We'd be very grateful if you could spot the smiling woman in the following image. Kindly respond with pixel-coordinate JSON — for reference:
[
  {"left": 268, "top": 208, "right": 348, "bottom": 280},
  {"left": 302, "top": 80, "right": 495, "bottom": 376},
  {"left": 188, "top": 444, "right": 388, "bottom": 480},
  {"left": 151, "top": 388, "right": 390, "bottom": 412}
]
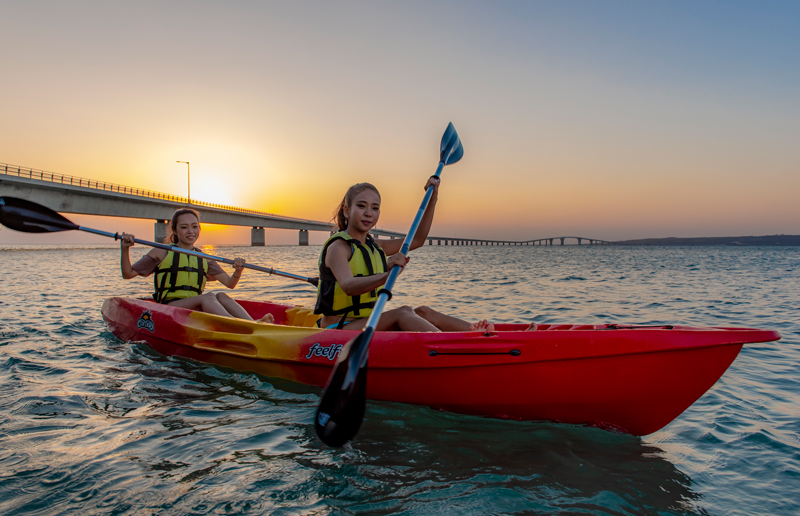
[
  {"left": 314, "top": 177, "right": 494, "bottom": 333},
  {"left": 119, "top": 207, "right": 273, "bottom": 323}
]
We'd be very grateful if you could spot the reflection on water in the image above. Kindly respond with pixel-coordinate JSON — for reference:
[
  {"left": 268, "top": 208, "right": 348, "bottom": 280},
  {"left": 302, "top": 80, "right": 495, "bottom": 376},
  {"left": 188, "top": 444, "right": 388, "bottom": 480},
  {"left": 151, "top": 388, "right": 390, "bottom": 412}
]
[
  {"left": 339, "top": 406, "right": 706, "bottom": 515},
  {"left": 0, "top": 245, "right": 798, "bottom": 515}
]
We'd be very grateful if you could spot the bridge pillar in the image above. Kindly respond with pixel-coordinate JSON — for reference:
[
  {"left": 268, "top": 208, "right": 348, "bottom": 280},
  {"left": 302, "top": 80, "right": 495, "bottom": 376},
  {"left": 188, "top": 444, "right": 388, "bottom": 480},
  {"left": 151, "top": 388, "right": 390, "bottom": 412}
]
[
  {"left": 154, "top": 220, "right": 168, "bottom": 243},
  {"left": 298, "top": 229, "right": 309, "bottom": 246},
  {"left": 577, "top": 238, "right": 582, "bottom": 245},
  {"left": 251, "top": 227, "right": 266, "bottom": 246}
]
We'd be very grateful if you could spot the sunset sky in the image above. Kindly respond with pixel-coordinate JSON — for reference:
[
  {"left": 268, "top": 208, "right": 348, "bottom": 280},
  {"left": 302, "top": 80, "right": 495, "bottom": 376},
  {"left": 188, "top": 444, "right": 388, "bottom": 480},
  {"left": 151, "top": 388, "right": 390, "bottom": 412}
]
[{"left": 2, "top": 1, "right": 798, "bottom": 245}]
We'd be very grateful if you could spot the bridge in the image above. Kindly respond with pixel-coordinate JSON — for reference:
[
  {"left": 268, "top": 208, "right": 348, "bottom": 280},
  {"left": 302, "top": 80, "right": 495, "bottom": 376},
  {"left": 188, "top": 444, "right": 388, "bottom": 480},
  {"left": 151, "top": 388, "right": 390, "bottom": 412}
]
[
  {"left": 423, "top": 236, "right": 614, "bottom": 246},
  {"left": 1, "top": 163, "right": 613, "bottom": 246}
]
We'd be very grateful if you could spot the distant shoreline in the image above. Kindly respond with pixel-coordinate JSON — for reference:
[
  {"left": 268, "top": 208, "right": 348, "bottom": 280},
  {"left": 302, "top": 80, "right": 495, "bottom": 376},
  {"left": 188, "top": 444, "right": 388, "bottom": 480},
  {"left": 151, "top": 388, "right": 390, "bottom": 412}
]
[
  {"left": 613, "top": 235, "right": 800, "bottom": 246},
  {"left": 3, "top": 235, "right": 800, "bottom": 249}
]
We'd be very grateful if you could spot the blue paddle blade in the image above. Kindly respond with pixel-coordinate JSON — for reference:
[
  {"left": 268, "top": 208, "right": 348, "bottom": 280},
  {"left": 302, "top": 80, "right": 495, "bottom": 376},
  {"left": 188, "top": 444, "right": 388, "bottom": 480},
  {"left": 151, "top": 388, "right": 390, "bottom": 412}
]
[
  {"left": 0, "top": 197, "right": 78, "bottom": 233},
  {"left": 315, "top": 329, "right": 371, "bottom": 447},
  {"left": 440, "top": 122, "right": 464, "bottom": 165}
]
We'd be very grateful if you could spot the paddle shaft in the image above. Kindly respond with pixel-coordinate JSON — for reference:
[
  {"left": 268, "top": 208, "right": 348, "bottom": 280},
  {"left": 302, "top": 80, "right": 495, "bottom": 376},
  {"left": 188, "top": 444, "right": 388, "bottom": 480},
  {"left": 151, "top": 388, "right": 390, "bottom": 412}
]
[
  {"left": 83, "top": 226, "right": 318, "bottom": 285},
  {"left": 0, "top": 195, "right": 319, "bottom": 285}
]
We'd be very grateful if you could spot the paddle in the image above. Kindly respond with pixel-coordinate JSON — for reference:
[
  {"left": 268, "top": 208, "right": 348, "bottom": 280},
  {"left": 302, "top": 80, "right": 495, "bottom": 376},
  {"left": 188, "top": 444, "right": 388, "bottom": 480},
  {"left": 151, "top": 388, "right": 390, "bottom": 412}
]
[
  {"left": 0, "top": 196, "right": 319, "bottom": 286},
  {"left": 315, "top": 122, "right": 464, "bottom": 447}
]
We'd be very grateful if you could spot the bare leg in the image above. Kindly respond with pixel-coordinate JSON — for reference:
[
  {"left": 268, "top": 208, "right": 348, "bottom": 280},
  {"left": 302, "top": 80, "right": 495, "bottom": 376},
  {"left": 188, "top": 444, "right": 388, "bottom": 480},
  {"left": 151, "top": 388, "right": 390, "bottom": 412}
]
[
  {"left": 215, "top": 292, "right": 254, "bottom": 320},
  {"left": 168, "top": 292, "right": 230, "bottom": 317},
  {"left": 414, "top": 306, "right": 495, "bottom": 332},
  {"left": 380, "top": 305, "right": 440, "bottom": 332},
  {"left": 168, "top": 292, "right": 256, "bottom": 321},
  {"left": 320, "top": 305, "right": 441, "bottom": 332},
  {"left": 524, "top": 322, "right": 538, "bottom": 331}
]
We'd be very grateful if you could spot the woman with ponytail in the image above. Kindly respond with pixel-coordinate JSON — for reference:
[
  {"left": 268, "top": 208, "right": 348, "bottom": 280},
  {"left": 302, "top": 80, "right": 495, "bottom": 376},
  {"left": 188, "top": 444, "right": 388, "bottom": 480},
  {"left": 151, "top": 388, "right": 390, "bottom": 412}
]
[
  {"left": 119, "top": 207, "right": 272, "bottom": 322},
  {"left": 314, "top": 179, "right": 493, "bottom": 332}
]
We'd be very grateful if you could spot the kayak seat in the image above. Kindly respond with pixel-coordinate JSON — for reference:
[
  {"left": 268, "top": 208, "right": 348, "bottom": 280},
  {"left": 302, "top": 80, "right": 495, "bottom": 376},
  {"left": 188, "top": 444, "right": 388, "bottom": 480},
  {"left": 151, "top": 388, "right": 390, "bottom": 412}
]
[{"left": 284, "top": 307, "right": 322, "bottom": 328}]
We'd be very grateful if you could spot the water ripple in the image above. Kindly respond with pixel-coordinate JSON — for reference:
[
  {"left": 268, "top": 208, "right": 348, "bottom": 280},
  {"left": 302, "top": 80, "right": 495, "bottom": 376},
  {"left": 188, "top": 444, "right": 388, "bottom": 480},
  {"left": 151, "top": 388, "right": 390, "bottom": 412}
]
[{"left": 0, "top": 245, "right": 798, "bottom": 515}]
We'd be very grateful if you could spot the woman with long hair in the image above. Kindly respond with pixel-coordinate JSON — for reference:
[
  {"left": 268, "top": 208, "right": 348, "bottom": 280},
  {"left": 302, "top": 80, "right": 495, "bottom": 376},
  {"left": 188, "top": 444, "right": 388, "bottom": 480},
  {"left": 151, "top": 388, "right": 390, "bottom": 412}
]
[{"left": 314, "top": 179, "right": 493, "bottom": 331}]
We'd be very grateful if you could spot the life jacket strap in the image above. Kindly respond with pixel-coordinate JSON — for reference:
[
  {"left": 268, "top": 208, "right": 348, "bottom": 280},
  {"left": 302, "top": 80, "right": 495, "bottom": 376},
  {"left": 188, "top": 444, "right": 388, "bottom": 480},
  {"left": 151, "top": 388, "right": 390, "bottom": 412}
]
[{"left": 153, "top": 250, "right": 207, "bottom": 303}]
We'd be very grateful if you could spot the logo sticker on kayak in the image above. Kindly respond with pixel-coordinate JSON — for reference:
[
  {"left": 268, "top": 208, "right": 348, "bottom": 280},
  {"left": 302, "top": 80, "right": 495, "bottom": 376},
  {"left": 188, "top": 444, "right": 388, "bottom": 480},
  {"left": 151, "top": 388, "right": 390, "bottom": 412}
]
[
  {"left": 305, "top": 343, "right": 342, "bottom": 361},
  {"left": 137, "top": 310, "right": 155, "bottom": 332}
]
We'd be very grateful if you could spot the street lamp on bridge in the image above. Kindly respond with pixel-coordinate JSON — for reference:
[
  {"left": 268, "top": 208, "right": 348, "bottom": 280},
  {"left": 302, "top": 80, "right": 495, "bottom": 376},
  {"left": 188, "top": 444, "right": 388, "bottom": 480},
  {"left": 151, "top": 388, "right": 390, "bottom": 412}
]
[{"left": 176, "top": 161, "right": 190, "bottom": 203}]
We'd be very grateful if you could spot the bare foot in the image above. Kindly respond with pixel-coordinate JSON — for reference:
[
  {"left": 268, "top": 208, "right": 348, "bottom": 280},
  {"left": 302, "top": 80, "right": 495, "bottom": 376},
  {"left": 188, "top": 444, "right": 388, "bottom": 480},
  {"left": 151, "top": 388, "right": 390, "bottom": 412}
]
[
  {"left": 524, "top": 322, "right": 538, "bottom": 331},
  {"left": 257, "top": 313, "right": 275, "bottom": 324},
  {"left": 468, "top": 319, "right": 495, "bottom": 332}
]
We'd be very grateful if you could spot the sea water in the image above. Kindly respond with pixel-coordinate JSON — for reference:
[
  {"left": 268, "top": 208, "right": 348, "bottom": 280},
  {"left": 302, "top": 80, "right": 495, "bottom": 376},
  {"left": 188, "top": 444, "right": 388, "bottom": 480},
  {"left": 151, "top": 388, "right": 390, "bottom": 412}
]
[{"left": 0, "top": 244, "right": 798, "bottom": 515}]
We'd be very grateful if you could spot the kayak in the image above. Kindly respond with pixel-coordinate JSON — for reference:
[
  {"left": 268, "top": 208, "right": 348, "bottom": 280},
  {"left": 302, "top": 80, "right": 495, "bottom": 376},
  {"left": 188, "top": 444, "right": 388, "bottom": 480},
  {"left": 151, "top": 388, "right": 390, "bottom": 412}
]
[{"left": 101, "top": 296, "right": 780, "bottom": 436}]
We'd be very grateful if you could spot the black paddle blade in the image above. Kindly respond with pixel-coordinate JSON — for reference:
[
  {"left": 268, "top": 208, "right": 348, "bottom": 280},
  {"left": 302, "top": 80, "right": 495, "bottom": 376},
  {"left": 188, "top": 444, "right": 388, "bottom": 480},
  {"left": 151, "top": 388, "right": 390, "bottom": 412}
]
[
  {"left": 315, "top": 330, "right": 371, "bottom": 447},
  {"left": 440, "top": 122, "right": 464, "bottom": 165},
  {"left": 0, "top": 197, "right": 78, "bottom": 233}
]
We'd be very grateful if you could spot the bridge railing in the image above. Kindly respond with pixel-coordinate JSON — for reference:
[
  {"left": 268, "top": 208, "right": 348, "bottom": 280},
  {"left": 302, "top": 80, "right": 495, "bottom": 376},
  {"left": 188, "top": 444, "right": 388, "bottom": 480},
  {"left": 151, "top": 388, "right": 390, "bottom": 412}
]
[{"left": 1, "top": 162, "right": 326, "bottom": 225}]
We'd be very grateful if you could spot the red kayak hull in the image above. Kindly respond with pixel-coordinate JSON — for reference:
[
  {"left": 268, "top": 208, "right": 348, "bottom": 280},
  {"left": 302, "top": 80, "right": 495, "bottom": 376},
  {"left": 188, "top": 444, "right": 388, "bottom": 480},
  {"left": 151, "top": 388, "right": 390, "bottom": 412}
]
[{"left": 101, "top": 297, "right": 781, "bottom": 435}]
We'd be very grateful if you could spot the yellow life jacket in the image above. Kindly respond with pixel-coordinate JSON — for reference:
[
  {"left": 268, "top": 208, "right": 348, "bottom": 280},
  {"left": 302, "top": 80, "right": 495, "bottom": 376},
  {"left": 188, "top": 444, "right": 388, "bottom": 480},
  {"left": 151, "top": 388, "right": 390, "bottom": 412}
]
[
  {"left": 314, "top": 231, "right": 388, "bottom": 325},
  {"left": 153, "top": 250, "right": 208, "bottom": 303}
]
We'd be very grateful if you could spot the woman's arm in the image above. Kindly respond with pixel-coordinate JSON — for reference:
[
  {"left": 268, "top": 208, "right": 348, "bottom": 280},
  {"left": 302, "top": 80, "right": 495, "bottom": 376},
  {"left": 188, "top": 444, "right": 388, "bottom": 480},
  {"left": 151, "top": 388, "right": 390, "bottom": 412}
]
[
  {"left": 376, "top": 176, "right": 441, "bottom": 255},
  {"left": 326, "top": 239, "right": 407, "bottom": 296},
  {"left": 120, "top": 235, "right": 166, "bottom": 279},
  {"left": 120, "top": 233, "right": 142, "bottom": 279},
  {"left": 211, "top": 257, "right": 246, "bottom": 288},
  {"left": 409, "top": 175, "right": 440, "bottom": 250}
]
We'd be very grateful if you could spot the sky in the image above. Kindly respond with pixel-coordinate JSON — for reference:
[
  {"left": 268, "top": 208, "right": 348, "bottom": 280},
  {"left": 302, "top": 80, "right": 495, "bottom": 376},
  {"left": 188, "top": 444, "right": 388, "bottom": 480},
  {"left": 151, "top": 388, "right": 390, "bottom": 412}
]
[{"left": 1, "top": 1, "right": 798, "bottom": 245}]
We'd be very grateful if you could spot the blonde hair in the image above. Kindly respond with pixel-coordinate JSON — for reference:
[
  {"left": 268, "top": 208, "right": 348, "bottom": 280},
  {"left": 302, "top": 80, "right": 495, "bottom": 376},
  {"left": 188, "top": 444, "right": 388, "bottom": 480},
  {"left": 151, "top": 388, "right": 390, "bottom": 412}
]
[{"left": 334, "top": 183, "right": 380, "bottom": 231}]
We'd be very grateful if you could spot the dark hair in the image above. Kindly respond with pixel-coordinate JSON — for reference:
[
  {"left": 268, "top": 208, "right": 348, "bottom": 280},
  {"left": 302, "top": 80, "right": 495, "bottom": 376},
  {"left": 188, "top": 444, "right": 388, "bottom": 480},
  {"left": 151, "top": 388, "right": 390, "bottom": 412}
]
[
  {"left": 334, "top": 183, "right": 380, "bottom": 231},
  {"left": 166, "top": 208, "right": 200, "bottom": 244}
]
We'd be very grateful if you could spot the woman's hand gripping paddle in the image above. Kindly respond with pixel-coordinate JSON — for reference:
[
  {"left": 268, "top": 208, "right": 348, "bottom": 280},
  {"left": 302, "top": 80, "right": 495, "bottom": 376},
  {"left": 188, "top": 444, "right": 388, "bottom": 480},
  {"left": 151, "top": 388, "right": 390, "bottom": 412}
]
[
  {"left": 315, "top": 122, "right": 464, "bottom": 447},
  {"left": 0, "top": 197, "right": 319, "bottom": 286}
]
